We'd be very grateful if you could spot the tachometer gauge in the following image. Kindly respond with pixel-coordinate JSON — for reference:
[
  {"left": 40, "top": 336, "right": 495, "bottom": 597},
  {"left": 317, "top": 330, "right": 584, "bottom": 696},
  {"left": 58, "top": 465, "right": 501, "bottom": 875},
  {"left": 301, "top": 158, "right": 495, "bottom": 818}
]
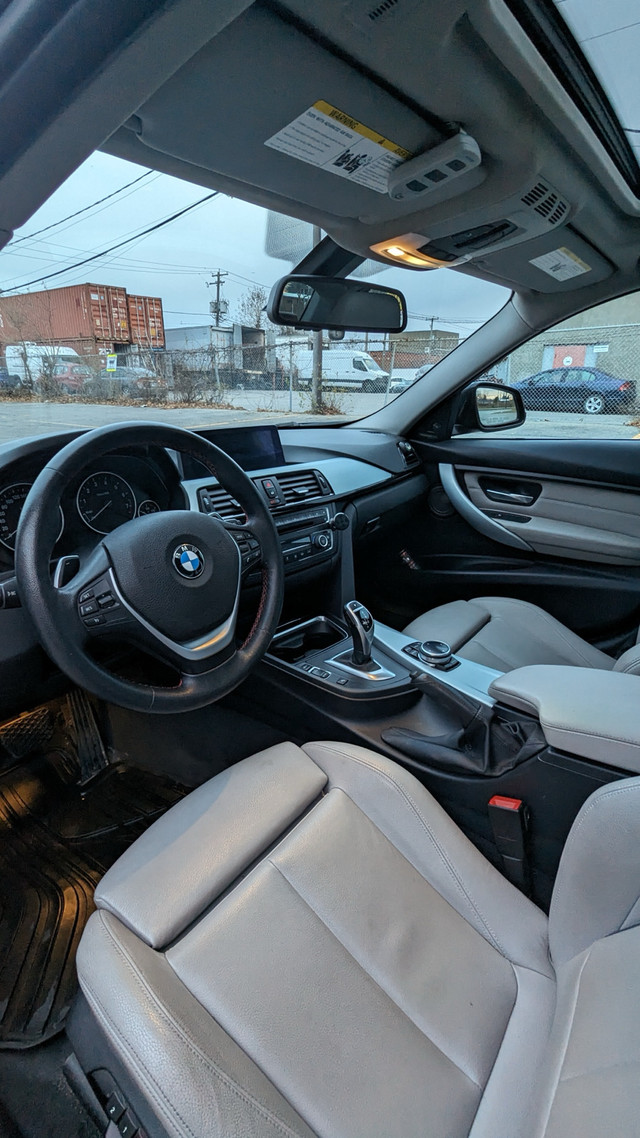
[
  {"left": 77, "top": 471, "right": 136, "bottom": 534},
  {"left": 138, "top": 499, "right": 160, "bottom": 517},
  {"left": 0, "top": 482, "right": 64, "bottom": 551}
]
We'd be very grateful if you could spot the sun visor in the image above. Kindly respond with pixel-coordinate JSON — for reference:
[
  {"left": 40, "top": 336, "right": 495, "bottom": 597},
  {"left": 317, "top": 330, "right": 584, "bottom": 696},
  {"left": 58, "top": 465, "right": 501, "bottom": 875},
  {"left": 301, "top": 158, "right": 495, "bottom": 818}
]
[
  {"left": 124, "top": 4, "right": 447, "bottom": 220},
  {"left": 473, "top": 228, "right": 613, "bottom": 293}
]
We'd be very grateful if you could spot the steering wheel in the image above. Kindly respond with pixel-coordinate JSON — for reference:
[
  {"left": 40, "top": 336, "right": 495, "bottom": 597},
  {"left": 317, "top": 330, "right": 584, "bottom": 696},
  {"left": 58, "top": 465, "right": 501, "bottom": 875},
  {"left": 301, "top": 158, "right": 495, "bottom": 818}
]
[{"left": 14, "top": 422, "right": 284, "bottom": 713}]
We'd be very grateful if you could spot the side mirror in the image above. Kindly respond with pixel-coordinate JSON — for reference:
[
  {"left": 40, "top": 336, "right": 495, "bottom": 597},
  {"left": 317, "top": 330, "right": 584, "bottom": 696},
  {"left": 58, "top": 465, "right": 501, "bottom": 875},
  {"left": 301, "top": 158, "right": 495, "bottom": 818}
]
[
  {"left": 474, "top": 383, "right": 525, "bottom": 429},
  {"left": 455, "top": 383, "right": 526, "bottom": 433},
  {"left": 267, "top": 274, "right": 407, "bottom": 332}
]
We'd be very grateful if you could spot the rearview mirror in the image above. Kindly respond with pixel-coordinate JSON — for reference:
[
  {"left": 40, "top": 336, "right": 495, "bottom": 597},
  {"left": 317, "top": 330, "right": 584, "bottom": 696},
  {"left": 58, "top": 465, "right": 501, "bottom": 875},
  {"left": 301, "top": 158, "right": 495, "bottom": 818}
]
[
  {"left": 267, "top": 275, "right": 407, "bottom": 332},
  {"left": 473, "top": 384, "right": 525, "bottom": 430}
]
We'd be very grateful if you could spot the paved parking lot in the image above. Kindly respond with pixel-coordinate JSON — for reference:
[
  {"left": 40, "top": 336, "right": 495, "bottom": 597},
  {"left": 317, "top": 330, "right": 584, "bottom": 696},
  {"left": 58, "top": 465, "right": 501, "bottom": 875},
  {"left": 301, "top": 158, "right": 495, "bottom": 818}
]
[{"left": 0, "top": 395, "right": 638, "bottom": 446}]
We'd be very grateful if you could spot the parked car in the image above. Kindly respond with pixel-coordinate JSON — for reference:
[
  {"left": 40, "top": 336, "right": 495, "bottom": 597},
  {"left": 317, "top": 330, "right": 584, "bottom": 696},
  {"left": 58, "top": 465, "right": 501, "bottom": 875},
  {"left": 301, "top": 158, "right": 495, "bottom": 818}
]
[
  {"left": 389, "top": 368, "right": 419, "bottom": 394},
  {"left": 84, "top": 366, "right": 166, "bottom": 400},
  {"left": 511, "top": 366, "right": 637, "bottom": 414},
  {"left": 46, "top": 362, "right": 93, "bottom": 393}
]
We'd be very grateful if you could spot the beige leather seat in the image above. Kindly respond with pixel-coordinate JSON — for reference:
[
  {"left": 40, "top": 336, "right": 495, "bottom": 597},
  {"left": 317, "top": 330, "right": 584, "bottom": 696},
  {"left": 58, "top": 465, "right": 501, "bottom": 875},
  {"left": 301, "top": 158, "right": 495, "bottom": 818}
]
[
  {"left": 404, "top": 595, "right": 640, "bottom": 674},
  {"left": 74, "top": 741, "right": 640, "bottom": 1137}
]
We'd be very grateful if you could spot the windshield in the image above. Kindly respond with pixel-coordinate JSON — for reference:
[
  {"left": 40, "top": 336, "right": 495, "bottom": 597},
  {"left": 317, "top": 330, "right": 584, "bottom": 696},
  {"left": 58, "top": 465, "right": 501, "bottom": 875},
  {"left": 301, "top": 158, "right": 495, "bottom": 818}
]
[{"left": 0, "top": 153, "right": 508, "bottom": 444}]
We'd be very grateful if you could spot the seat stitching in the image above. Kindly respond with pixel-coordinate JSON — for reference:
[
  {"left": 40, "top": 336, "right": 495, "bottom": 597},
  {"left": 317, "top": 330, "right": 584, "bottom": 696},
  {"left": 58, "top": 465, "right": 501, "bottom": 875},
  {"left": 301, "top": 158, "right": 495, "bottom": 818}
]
[
  {"left": 309, "top": 742, "right": 508, "bottom": 956},
  {"left": 85, "top": 913, "right": 309, "bottom": 1138},
  {"left": 534, "top": 950, "right": 591, "bottom": 1137},
  {"left": 80, "top": 981, "right": 197, "bottom": 1138},
  {"left": 267, "top": 857, "right": 484, "bottom": 1091}
]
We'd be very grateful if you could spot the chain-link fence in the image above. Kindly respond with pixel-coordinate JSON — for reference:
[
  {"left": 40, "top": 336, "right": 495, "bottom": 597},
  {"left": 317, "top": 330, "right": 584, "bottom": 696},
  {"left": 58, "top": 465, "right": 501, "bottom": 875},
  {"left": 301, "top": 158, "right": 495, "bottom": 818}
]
[{"left": 1, "top": 335, "right": 459, "bottom": 414}]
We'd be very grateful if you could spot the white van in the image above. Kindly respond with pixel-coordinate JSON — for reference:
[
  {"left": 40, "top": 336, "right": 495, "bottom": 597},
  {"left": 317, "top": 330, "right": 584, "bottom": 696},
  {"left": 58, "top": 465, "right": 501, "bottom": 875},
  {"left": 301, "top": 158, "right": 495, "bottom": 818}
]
[
  {"left": 282, "top": 347, "right": 389, "bottom": 392},
  {"left": 4, "top": 342, "right": 82, "bottom": 385}
]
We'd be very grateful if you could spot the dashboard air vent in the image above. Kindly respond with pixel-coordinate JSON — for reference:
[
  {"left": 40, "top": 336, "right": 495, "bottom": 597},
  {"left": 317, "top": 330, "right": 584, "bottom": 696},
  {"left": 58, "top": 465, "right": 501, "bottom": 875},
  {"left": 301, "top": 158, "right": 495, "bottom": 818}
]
[
  {"left": 198, "top": 485, "right": 245, "bottom": 520},
  {"left": 520, "top": 182, "right": 569, "bottom": 226},
  {"left": 276, "top": 469, "right": 332, "bottom": 504},
  {"left": 368, "top": 0, "right": 400, "bottom": 20}
]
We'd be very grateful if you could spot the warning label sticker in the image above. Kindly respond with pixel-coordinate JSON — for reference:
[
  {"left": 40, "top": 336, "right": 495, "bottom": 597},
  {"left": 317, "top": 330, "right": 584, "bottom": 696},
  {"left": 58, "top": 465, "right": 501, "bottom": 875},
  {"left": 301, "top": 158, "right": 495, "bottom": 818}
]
[
  {"left": 529, "top": 247, "right": 592, "bottom": 281},
  {"left": 265, "top": 100, "right": 411, "bottom": 194}
]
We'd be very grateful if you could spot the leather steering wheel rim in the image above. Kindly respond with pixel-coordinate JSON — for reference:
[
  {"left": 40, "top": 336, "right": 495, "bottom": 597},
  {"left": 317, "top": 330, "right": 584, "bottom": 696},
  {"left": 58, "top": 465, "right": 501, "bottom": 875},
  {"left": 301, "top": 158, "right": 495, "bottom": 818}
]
[{"left": 14, "top": 421, "right": 284, "bottom": 713}]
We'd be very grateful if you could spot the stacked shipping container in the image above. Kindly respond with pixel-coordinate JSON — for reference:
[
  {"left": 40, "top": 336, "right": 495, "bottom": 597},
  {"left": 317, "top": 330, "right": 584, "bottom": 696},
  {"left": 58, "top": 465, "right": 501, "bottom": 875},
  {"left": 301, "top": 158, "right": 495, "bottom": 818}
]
[{"left": 0, "top": 283, "right": 165, "bottom": 355}]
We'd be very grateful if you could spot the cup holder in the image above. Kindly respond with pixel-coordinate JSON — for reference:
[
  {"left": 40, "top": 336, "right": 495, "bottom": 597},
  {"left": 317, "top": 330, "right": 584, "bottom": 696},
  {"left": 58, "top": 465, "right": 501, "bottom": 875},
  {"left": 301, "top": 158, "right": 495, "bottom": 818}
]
[{"left": 269, "top": 616, "right": 347, "bottom": 664}]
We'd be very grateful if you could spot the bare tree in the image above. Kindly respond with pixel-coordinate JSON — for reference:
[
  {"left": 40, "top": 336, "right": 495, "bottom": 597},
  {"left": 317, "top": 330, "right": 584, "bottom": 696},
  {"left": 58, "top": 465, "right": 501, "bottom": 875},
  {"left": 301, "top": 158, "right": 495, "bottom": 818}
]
[{"left": 235, "top": 285, "right": 268, "bottom": 330}]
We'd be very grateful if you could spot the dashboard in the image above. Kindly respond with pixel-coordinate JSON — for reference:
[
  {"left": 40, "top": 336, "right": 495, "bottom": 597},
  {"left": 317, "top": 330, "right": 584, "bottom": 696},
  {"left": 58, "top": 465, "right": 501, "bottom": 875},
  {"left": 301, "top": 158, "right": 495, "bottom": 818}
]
[{"left": 0, "top": 422, "right": 426, "bottom": 718}]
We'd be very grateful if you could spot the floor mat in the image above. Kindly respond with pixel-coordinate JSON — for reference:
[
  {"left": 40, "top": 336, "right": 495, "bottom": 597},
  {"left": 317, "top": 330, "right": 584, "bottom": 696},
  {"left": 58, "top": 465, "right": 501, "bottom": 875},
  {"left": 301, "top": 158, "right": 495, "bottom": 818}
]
[{"left": 0, "top": 751, "right": 188, "bottom": 1048}]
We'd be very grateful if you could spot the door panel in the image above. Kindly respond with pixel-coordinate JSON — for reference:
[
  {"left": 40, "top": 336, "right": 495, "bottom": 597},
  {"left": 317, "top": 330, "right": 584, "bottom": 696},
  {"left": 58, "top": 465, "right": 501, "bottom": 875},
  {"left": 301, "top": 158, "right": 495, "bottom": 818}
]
[
  {"left": 402, "top": 438, "right": 640, "bottom": 648},
  {"left": 462, "top": 470, "right": 640, "bottom": 565}
]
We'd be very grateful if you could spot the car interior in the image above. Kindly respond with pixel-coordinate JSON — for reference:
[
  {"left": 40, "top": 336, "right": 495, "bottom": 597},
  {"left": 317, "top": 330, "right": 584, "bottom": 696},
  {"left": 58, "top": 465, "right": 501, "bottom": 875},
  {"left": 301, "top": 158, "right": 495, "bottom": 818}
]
[{"left": 1, "top": 0, "right": 640, "bottom": 1135}]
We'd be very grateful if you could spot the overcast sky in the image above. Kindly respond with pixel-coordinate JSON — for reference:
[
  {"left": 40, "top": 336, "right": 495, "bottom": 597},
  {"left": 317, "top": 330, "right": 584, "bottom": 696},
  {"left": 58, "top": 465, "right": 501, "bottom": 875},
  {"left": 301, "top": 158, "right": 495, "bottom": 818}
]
[{"left": 0, "top": 151, "right": 509, "bottom": 336}]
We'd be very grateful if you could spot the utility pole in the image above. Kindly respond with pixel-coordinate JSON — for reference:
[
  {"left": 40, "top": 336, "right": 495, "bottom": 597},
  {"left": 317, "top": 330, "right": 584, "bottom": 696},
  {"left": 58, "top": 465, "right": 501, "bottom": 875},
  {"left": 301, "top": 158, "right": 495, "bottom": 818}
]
[
  {"left": 311, "top": 226, "right": 323, "bottom": 413},
  {"left": 207, "top": 269, "right": 229, "bottom": 327}
]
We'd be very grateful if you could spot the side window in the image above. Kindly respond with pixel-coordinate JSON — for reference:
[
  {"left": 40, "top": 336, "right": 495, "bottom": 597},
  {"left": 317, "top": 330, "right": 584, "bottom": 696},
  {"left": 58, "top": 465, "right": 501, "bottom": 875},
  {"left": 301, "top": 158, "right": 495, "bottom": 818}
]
[
  {"left": 481, "top": 293, "right": 639, "bottom": 439},
  {"left": 352, "top": 358, "right": 366, "bottom": 371}
]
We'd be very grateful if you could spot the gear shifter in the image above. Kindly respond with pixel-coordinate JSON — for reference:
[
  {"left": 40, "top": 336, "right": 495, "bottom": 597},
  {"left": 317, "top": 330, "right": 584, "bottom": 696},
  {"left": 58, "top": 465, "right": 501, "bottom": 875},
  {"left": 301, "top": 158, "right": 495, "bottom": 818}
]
[{"left": 343, "top": 600, "right": 375, "bottom": 665}]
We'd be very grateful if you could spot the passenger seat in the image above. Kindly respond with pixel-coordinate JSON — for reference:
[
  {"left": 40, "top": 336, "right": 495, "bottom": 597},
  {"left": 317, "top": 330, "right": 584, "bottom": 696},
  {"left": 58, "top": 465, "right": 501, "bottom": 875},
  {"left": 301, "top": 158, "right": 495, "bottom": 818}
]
[{"left": 403, "top": 595, "right": 640, "bottom": 674}]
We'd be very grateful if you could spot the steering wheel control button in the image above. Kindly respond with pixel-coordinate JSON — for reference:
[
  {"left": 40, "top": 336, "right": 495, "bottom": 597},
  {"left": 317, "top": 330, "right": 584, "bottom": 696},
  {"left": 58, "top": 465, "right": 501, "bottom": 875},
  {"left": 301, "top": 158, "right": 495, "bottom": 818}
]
[
  {"left": 172, "top": 543, "right": 205, "bottom": 579},
  {"left": 80, "top": 601, "right": 98, "bottom": 616},
  {"left": 0, "top": 581, "right": 20, "bottom": 609},
  {"left": 83, "top": 614, "right": 105, "bottom": 628},
  {"left": 78, "top": 589, "right": 94, "bottom": 604},
  {"left": 96, "top": 592, "right": 116, "bottom": 608}
]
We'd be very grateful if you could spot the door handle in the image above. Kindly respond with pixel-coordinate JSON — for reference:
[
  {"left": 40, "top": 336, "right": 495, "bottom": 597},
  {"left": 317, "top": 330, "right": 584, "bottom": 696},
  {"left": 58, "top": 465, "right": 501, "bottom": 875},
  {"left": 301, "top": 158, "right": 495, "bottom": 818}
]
[{"left": 483, "top": 487, "right": 535, "bottom": 506}]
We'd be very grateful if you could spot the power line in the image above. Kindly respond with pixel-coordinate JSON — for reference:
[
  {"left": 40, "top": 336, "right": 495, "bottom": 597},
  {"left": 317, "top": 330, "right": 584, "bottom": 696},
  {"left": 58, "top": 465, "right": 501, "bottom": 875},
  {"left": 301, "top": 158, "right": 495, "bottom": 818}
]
[
  {"left": 8, "top": 171, "right": 154, "bottom": 246},
  {"left": 0, "top": 192, "right": 220, "bottom": 294}
]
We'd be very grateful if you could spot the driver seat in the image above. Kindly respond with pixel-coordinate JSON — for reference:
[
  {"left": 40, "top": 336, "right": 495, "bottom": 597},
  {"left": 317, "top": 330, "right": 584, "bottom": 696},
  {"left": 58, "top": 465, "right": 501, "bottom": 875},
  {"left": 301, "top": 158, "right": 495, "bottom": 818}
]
[{"left": 72, "top": 741, "right": 640, "bottom": 1137}]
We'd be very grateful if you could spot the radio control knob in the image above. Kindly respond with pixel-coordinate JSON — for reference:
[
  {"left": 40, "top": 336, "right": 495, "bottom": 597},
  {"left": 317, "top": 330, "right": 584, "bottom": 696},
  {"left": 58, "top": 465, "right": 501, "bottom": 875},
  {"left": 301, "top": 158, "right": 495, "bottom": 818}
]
[{"left": 313, "top": 532, "right": 330, "bottom": 550}]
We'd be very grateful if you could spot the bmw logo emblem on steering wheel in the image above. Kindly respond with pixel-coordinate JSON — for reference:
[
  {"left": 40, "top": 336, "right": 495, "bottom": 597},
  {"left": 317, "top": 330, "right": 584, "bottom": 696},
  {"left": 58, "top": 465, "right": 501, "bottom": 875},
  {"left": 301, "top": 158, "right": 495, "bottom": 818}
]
[{"left": 173, "top": 542, "right": 205, "bottom": 579}]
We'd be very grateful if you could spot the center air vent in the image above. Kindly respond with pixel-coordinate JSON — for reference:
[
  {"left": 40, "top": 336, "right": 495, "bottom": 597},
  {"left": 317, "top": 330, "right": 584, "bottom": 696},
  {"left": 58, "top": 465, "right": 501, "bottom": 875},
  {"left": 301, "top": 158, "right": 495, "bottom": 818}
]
[
  {"left": 520, "top": 181, "right": 569, "bottom": 227},
  {"left": 276, "top": 469, "right": 332, "bottom": 504}
]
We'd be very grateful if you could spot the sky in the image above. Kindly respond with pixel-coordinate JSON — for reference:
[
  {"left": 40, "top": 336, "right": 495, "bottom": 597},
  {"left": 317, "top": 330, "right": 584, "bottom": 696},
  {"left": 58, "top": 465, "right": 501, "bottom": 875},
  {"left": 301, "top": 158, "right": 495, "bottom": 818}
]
[{"left": 0, "top": 151, "right": 510, "bottom": 337}]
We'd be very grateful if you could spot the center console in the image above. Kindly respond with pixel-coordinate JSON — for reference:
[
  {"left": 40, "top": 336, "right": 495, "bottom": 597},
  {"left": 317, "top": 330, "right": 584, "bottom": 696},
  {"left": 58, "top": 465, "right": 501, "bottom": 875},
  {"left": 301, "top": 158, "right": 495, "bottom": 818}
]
[{"left": 266, "top": 604, "right": 501, "bottom": 703}]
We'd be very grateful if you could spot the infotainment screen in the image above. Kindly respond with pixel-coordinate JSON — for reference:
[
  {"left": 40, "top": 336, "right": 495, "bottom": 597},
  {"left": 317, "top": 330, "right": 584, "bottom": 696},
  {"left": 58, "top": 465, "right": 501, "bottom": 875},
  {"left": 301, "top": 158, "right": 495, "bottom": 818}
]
[{"left": 181, "top": 426, "right": 285, "bottom": 477}]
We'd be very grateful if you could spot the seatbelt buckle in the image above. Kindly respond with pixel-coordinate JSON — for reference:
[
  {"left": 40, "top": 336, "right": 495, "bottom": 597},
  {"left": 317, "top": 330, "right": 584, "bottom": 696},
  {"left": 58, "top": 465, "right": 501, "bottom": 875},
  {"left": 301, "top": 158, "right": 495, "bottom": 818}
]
[{"left": 488, "top": 795, "right": 531, "bottom": 895}]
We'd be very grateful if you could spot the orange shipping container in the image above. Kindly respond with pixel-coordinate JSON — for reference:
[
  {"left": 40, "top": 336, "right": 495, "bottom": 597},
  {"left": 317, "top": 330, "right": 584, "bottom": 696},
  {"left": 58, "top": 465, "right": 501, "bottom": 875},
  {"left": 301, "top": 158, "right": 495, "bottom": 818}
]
[
  {"left": 0, "top": 283, "right": 134, "bottom": 345},
  {"left": 127, "top": 294, "right": 165, "bottom": 348}
]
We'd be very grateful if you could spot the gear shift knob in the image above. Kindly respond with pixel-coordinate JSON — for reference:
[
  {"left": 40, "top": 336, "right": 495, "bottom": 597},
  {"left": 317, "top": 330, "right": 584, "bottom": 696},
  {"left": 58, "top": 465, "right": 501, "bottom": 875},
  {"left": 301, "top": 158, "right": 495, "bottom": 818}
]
[{"left": 343, "top": 600, "right": 375, "bottom": 665}]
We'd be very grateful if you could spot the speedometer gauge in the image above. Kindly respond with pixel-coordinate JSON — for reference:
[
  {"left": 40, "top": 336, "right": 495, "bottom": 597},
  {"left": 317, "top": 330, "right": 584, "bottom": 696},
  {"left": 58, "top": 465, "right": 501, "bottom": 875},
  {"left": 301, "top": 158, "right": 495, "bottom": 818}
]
[
  {"left": 77, "top": 471, "right": 136, "bottom": 534},
  {"left": 0, "top": 483, "right": 64, "bottom": 551}
]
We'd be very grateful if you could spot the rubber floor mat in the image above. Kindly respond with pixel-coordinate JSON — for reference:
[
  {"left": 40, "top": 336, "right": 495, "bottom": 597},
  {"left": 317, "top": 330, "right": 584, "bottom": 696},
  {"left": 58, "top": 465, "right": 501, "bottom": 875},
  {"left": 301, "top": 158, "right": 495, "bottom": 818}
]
[{"left": 0, "top": 753, "right": 188, "bottom": 1048}]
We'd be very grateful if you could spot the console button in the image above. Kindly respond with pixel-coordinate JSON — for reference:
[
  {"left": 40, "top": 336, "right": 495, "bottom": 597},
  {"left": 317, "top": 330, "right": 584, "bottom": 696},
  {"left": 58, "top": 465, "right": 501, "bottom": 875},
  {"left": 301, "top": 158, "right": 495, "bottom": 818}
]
[
  {"left": 105, "top": 1094, "right": 126, "bottom": 1124},
  {"left": 84, "top": 614, "right": 105, "bottom": 628}
]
